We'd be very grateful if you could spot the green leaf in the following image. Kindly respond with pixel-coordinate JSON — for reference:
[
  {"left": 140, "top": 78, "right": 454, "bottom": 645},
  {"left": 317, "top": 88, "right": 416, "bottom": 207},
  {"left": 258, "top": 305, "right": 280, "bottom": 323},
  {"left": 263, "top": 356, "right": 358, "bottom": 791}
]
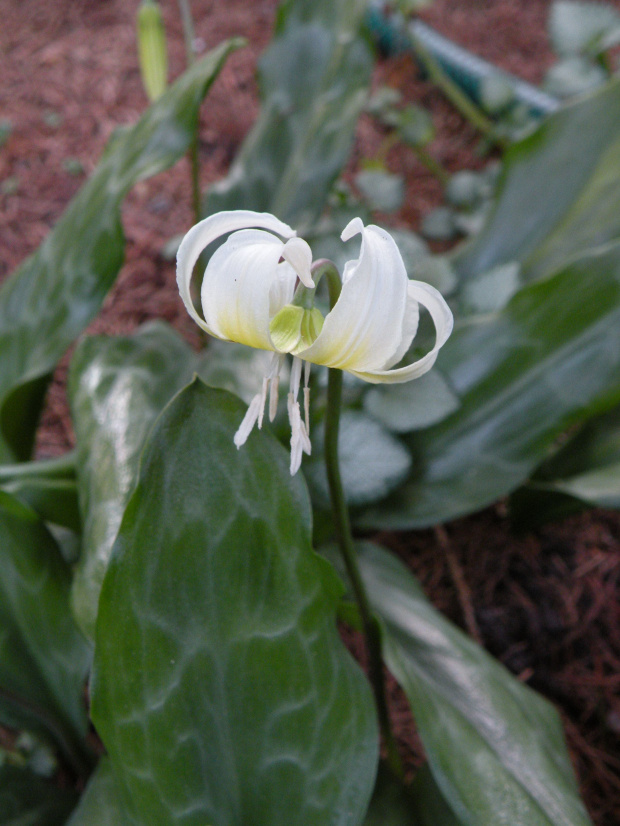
[
  {"left": 392, "top": 105, "right": 434, "bottom": 148},
  {"left": 366, "top": 86, "right": 403, "bottom": 118},
  {"left": 68, "top": 321, "right": 198, "bottom": 641},
  {"left": 0, "top": 39, "right": 241, "bottom": 462},
  {"left": 196, "top": 339, "right": 267, "bottom": 404},
  {"left": 0, "top": 763, "right": 78, "bottom": 826},
  {"left": 548, "top": 462, "right": 620, "bottom": 506},
  {"left": 204, "top": 0, "right": 372, "bottom": 228},
  {"left": 543, "top": 56, "right": 607, "bottom": 99},
  {"left": 363, "top": 765, "right": 420, "bottom": 826},
  {"left": 454, "top": 79, "right": 620, "bottom": 286},
  {"left": 66, "top": 759, "right": 127, "bottom": 826},
  {"left": 408, "top": 766, "right": 465, "bottom": 825},
  {"left": 445, "top": 171, "right": 484, "bottom": 209},
  {"left": 549, "top": 1, "right": 620, "bottom": 56},
  {"left": 357, "top": 542, "right": 592, "bottom": 826},
  {"left": 91, "top": 379, "right": 378, "bottom": 826},
  {"left": 410, "top": 255, "right": 457, "bottom": 296},
  {"left": 364, "top": 371, "right": 460, "bottom": 433},
  {"left": 362, "top": 764, "right": 463, "bottom": 826},
  {"left": 359, "top": 244, "right": 620, "bottom": 528},
  {"left": 305, "top": 411, "right": 412, "bottom": 507},
  {"left": 479, "top": 75, "right": 515, "bottom": 115},
  {"left": 511, "top": 404, "right": 620, "bottom": 527},
  {"left": 421, "top": 207, "right": 456, "bottom": 241},
  {"left": 460, "top": 261, "right": 521, "bottom": 313},
  {"left": 0, "top": 492, "right": 92, "bottom": 775},
  {"left": 356, "top": 170, "right": 405, "bottom": 213},
  {"left": 0, "top": 452, "right": 80, "bottom": 531}
]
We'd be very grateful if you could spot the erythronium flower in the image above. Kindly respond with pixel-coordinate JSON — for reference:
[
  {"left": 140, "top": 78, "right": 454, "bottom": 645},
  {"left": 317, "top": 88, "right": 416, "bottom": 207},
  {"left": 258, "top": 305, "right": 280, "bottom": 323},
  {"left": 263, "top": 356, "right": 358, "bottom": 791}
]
[{"left": 176, "top": 210, "right": 453, "bottom": 474}]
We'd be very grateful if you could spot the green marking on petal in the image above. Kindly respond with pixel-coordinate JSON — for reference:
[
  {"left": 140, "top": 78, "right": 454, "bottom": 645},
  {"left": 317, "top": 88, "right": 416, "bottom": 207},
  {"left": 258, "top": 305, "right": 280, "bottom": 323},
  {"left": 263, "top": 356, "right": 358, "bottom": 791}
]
[
  {"left": 299, "top": 307, "right": 324, "bottom": 350},
  {"left": 270, "top": 304, "right": 304, "bottom": 352},
  {"left": 270, "top": 305, "right": 325, "bottom": 353}
]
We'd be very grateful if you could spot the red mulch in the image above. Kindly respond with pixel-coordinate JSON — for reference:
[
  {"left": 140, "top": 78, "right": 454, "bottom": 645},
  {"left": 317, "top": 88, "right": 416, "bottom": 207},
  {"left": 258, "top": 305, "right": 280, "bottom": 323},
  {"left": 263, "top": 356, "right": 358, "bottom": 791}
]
[{"left": 2, "top": 1, "right": 619, "bottom": 823}]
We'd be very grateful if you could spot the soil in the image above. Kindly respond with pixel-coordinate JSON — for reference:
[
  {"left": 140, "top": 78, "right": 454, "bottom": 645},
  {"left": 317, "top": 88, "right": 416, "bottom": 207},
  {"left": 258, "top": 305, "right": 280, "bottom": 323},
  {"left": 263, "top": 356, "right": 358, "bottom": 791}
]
[{"left": 1, "top": 1, "right": 619, "bottom": 823}]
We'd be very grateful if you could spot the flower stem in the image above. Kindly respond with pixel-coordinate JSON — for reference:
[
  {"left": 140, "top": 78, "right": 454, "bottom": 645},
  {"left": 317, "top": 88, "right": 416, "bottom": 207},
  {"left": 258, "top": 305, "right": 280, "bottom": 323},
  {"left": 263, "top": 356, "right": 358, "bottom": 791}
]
[
  {"left": 410, "top": 31, "right": 508, "bottom": 150},
  {"left": 317, "top": 259, "right": 403, "bottom": 778}
]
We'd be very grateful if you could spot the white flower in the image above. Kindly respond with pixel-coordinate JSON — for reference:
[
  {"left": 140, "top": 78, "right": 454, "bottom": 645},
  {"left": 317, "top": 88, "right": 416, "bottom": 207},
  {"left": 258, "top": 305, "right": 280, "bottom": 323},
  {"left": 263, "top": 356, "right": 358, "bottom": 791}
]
[{"left": 177, "top": 210, "right": 453, "bottom": 474}]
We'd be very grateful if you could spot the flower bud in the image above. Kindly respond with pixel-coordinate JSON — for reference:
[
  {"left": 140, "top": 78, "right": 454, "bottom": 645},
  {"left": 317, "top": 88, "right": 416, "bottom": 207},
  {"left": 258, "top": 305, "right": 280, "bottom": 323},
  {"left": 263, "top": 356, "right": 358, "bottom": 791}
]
[{"left": 137, "top": 0, "right": 168, "bottom": 102}]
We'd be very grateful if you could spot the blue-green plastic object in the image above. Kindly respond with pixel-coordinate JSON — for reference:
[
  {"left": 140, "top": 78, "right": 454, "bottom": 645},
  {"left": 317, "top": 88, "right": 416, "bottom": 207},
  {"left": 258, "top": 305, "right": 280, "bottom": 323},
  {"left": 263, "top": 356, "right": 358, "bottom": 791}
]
[{"left": 366, "top": 2, "right": 560, "bottom": 117}]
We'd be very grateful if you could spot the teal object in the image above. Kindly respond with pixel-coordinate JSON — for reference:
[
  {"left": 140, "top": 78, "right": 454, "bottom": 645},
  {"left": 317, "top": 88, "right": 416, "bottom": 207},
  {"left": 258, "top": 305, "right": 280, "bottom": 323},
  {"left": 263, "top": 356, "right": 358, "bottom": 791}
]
[{"left": 366, "top": 3, "right": 560, "bottom": 116}]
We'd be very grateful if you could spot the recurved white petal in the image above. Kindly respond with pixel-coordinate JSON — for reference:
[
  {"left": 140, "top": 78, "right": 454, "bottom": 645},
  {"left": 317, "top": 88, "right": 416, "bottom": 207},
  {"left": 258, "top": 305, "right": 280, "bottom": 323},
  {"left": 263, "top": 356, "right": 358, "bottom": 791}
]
[
  {"left": 350, "top": 280, "right": 454, "bottom": 384},
  {"left": 201, "top": 230, "right": 297, "bottom": 350},
  {"left": 298, "top": 218, "right": 410, "bottom": 371},
  {"left": 281, "top": 236, "right": 314, "bottom": 288},
  {"left": 176, "top": 210, "right": 295, "bottom": 336}
]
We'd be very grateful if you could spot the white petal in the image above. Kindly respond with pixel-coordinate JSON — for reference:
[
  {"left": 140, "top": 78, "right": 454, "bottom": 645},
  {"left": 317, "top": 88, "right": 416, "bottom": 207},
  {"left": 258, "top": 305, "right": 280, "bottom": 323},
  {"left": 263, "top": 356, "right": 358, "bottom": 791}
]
[
  {"left": 176, "top": 210, "right": 295, "bottom": 336},
  {"left": 281, "top": 237, "right": 315, "bottom": 288},
  {"left": 383, "top": 284, "right": 420, "bottom": 370},
  {"left": 298, "top": 221, "right": 409, "bottom": 371},
  {"left": 349, "top": 281, "right": 454, "bottom": 384},
  {"left": 201, "top": 230, "right": 296, "bottom": 350}
]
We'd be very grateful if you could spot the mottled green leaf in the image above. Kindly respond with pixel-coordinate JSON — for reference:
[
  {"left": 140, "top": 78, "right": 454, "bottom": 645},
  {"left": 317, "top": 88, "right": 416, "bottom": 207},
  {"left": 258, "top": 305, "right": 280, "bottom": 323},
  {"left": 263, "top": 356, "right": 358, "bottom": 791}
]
[
  {"left": 0, "top": 763, "right": 77, "bottom": 826},
  {"left": 66, "top": 759, "right": 126, "bottom": 826},
  {"left": 357, "top": 542, "right": 592, "bottom": 826},
  {"left": 392, "top": 104, "right": 434, "bottom": 148},
  {"left": 196, "top": 339, "right": 267, "bottom": 404},
  {"left": 360, "top": 244, "right": 620, "bottom": 528},
  {"left": 460, "top": 261, "right": 521, "bottom": 313},
  {"left": 305, "top": 411, "right": 412, "bottom": 508},
  {"left": 446, "top": 171, "right": 483, "bottom": 209},
  {"left": 68, "top": 321, "right": 198, "bottom": 641},
  {"left": 0, "top": 492, "right": 92, "bottom": 774},
  {"left": 204, "top": 0, "right": 372, "bottom": 228},
  {"left": 356, "top": 170, "right": 405, "bottom": 213},
  {"left": 421, "top": 207, "right": 456, "bottom": 241},
  {"left": 410, "top": 255, "right": 457, "bottom": 296},
  {"left": 0, "top": 39, "right": 241, "bottom": 462},
  {"left": 454, "top": 80, "right": 620, "bottom": 285},
  {"left": 364, "top": 371, "right": 460, "bottom": 434},
  {"left": 91, "top": 379, "right": 378, "bottom": 826}
]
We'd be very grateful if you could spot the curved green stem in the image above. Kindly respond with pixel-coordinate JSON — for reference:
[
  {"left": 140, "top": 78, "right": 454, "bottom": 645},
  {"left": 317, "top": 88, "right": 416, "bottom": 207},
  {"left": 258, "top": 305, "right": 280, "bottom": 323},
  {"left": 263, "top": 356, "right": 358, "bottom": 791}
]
[{"left": 315, "top": 259, "right": 403, "bottom": 778}]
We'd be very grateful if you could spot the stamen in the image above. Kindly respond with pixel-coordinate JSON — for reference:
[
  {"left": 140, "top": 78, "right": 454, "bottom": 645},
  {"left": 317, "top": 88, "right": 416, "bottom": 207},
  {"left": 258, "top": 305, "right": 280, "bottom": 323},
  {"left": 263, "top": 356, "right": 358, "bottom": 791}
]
[
  {"left": 289, "top": 356, "right": 302, "bottom": 401},
  {"left": 257, "top": 377, "right": 269, "bottom": 429},
  {"left": 234, "top": 394, "right": 263, "bottom": 448},
  {"left": 303, "top": 360, "right": 311, "bottom": 435},
  {"left": 234, "top": 352, "right": 312, "bottom": 475},
  {"left": 269, "top": 376, "right": 280, "bottom": 422},
  {"left": 234, "top": 352, "right": 284, "bottom": 446},
  {"left": 288, "top": 392, "right": 311, "bottom": 475}
]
